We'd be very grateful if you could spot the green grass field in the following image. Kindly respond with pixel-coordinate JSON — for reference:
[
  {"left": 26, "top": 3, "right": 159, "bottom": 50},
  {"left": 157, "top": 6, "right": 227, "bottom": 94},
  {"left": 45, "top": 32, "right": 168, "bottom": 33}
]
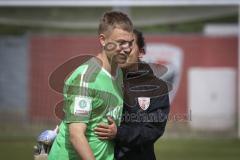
[
  {"left": 155, "top": 138, "right": 240, "bottom": 160},
  {"left": 0, "top": 137, "right": 240, "bottom": 160}
]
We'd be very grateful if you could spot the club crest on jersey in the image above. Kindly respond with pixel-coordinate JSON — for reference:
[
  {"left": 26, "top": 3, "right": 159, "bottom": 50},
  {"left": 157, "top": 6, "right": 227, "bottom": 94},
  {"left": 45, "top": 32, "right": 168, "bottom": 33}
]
[
  {"left": 138, "top": 97, "right": 150, "bottom": 110},
  {"left": 74, "top": 96, "right": 92, "bottom": 115}
]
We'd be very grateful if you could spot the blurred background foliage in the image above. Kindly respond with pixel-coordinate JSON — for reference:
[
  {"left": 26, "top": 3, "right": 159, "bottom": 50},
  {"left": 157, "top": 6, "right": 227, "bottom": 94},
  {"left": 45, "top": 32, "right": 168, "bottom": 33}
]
[{"left": 0, "top": 6, "right": 237, "bottom": 35}]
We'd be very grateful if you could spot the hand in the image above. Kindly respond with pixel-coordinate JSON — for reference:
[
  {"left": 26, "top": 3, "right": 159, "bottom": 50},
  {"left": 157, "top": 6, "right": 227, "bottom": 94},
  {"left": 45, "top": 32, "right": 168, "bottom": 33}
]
[{"left": 94, "top": 116, "right": 117, "bottom": 140}]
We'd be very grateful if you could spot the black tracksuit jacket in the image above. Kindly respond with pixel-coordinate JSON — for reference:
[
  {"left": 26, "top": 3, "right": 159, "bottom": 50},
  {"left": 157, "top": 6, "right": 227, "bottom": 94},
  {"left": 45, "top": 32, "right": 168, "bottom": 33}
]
[{"left": 114, "top": 63, "right": 170, "bottom": 160}]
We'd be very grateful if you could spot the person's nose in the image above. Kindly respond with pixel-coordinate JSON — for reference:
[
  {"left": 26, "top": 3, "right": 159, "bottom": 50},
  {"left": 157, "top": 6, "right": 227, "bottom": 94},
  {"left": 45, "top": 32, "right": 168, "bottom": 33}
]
[{"left": 122, "top": 45, "right": 132, "bottom": 55}]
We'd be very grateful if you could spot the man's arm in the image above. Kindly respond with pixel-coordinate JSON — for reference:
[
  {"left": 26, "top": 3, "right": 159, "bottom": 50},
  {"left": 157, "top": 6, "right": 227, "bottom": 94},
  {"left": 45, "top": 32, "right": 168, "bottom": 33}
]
[{"left": 69, "top": 123, "right": 95, "bottom": 160}]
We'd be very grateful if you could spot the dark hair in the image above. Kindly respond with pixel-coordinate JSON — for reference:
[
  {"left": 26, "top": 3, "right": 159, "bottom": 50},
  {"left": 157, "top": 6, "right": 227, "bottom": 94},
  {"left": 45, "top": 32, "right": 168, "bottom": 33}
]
[
  {"left": 133, "top": 29, "right": 145, "bottom": 51},
  {"left": 98, "top": 11, "right": 133, "bottom": 36}
]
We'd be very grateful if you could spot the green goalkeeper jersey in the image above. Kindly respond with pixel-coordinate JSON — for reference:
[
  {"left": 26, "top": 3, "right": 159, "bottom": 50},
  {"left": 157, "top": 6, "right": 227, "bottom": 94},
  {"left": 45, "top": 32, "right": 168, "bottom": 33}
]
[{"left": 48, "top": 57, "right": 123, "bottom": 160}]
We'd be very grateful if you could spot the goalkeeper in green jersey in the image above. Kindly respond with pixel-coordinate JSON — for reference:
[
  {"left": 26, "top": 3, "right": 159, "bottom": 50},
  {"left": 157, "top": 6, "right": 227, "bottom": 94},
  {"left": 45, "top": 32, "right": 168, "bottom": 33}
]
[{"left": 48, "top": 11, "right": 134, "bottom": 160}]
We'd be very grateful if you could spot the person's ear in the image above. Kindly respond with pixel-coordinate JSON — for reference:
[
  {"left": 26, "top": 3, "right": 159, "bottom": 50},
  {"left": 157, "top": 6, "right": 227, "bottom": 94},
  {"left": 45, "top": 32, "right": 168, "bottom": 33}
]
[
  {"left": 99, "top": 34, "right": 106, "bottom": 47},
  {"left": 138, "top": 48, "right": 145, "bottom": 58}
]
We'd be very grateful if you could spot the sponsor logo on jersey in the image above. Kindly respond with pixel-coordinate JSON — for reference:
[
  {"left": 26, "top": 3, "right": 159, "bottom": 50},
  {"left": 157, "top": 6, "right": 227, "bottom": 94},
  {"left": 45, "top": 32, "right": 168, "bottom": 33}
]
[
  {"left": 138, "top": 97, "right": 150, "bottom": 110},
  {"left": 74, "top": 96, "right": 92, "bottom": 115}
]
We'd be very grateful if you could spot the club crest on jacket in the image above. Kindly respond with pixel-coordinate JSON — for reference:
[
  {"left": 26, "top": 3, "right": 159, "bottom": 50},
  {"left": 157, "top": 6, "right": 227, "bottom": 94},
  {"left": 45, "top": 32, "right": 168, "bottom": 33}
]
[{"left": 137, "top": 97, "right": 150, "bottom": 110}]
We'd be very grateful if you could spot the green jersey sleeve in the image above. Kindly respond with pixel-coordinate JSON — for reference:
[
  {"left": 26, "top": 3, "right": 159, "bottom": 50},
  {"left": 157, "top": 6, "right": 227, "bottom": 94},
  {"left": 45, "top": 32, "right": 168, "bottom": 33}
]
[{"left": 63, "top": 65, "right": 94, "bottom": 124}]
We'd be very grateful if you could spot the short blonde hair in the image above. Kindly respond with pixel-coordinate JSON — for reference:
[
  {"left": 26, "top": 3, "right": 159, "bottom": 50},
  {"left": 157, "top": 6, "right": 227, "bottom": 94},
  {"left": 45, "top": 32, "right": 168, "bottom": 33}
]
[{"left": 98, "top": 11, "right": 133, "bottom": 36}]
